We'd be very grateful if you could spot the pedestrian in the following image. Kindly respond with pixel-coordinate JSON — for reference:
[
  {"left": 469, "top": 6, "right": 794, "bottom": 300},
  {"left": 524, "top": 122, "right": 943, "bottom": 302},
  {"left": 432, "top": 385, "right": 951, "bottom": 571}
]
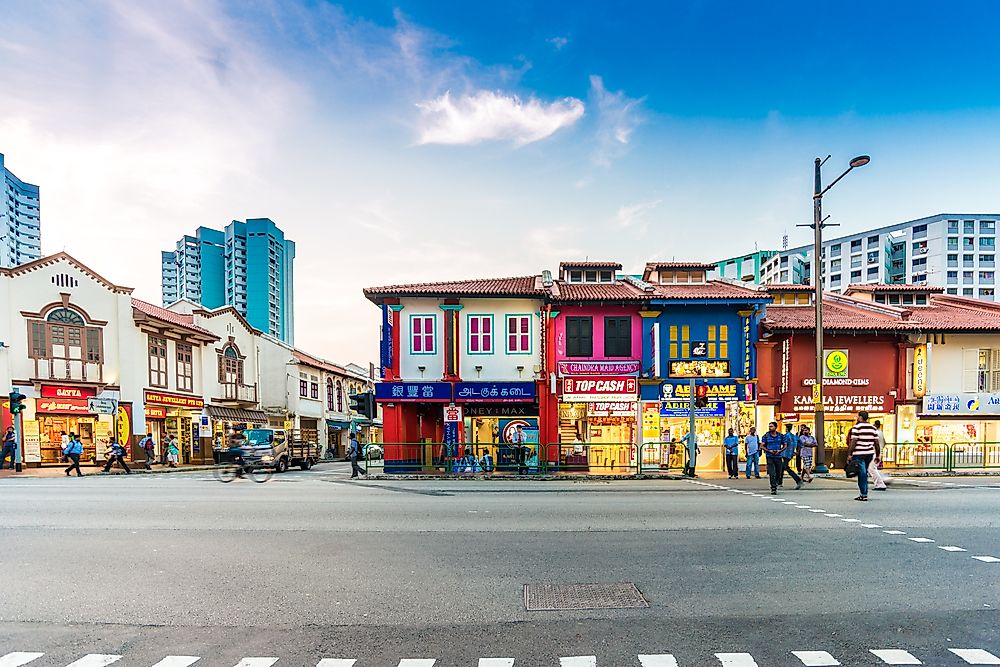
[
  {"left": 724, "top": 428, "right": 740, "bottom": 479},
  {"left": 348, "top": 432, "right": 366, "bottom": 478},
  {"left": 511, "top": 424, "right": 528, "bottom": 475},
  {"left": 102, "top": 438, "right": 131, "bottom": 474},
  {"left": 166, "top": 436, "right": 180, "bottom": 468},
  {"left": 682, "top": 431, "right": 701, "bottom": 477},
  {"left": 798, "top": 426, "right": 817, "bottom": 483},
  {"left": 846, "top": 411, "right": 881, "bottom": 501},
  {"left": 744, "top": 426, "right": 761, "bottom": 479},
  {"left": 761, "top": 422, "right": 785, "bottom": 495},
  {"left": 64, "top": 433, "right": 83, "bottom": 477},
  {"left": 1, "top": 426, "right": 16, "bottom": 470},
  {"left": 480, "top": 448, "right": 495, "bottom": 475},
  {"left": 869, "top": 420, "right": 889, "bottom": 491},
  {"left": 139, "top": 432, "right": 156, "bottom": 468},
  {"left": 781, "top": 423, "right": 804, "bottom": 490}
]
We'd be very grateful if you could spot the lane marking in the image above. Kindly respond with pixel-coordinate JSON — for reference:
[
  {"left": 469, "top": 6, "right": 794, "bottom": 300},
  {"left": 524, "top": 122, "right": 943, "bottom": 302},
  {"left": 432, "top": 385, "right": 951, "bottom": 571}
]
[
  {"left": 0, "top": 654, "right": 45, "bottom": 667},
  {"left": 972, "top": 556, "right": 1000, "bottom": 563},
  {"left": 883, "top": 530, "right": 906, "bottom": 535},
  {"left": 938, "top": 546, "right": 967, "bottom": 552},
  {"left": 638, "top": 655, "right": 679, "bottom": 667},
  {"left": 794, "top": 505, "right": 811, "bottom": 508},
  {"left": 870, "top": 649, "right": 922, "bottom": 664},
  {"left": 65, "top": 656, "right": 122, "bottom": 667},
  {"left": 782, "top": 501, "right": 798, "bottom": 504},
  {"left": 715, "top": 653, "right": 759, "bottom": 666},
  {"left": 317, "top": 661, "right": 358, "bottom": 667},
  {"left": 809, "top": 509, "right": 827, "bottom": 513},
  {"left": 842, "top": 518, "right": 861, "bottom": 523},
  {"left": 908, "top": 538, "right": 935, "bottom": 543},
  {"left": 233, "top": 660, "right": 279, "bottom": 667},
  {"left": 861, "top": 523, "right": 882, "bottom": 528},
  {"left": 477, "top": 660, "right": 515, "bottom": 667},
  {"left": 823, "top": 513, "right": 842, "bottom": 517},
  {"left": 949, "top": 648, "right": 1000, "bottom": 664},
  {"left": 792, "top": 651, "right": 841, "bottom": 666},
  {"left": 560, "top": 658, "right": 596, "bottom": 667},
  {"left": 151, "top": 659, "right": 201, "bottom": 667},
  {"left": 397, "top": 661, "right": 436, "bottom": 667}
]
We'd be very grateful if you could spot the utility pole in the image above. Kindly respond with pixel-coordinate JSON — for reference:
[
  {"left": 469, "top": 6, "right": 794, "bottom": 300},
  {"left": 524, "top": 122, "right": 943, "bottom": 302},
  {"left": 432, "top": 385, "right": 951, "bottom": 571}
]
[{"left": 686, "top": 378, "right": 697, "bottom": 477}]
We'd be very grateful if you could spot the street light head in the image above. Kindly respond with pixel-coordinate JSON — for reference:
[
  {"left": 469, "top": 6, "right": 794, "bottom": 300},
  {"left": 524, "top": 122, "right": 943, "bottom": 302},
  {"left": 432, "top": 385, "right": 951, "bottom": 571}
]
[{"left": 849, "top": 155, "right": 871, "bottom": 168}]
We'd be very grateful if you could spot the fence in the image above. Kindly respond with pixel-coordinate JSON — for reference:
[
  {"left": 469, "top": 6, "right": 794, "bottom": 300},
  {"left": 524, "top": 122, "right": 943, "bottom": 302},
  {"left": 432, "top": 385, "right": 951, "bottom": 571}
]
[{"left": 365, "top": 441, "right": 1000, "bottom": 475}]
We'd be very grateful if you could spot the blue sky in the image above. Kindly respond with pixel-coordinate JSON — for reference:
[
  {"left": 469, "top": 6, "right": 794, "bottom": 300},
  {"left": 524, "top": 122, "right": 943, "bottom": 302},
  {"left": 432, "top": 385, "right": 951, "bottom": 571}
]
[{"left": 3, "top": 1, "right": 1000, "bottom": 362}]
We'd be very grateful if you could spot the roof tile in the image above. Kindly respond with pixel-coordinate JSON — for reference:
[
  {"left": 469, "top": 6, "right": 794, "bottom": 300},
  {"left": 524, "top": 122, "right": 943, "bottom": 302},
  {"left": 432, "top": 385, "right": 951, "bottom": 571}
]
[
  {"left": 364, "top": 276, "right": 543, "bottom": 301},
  {"left": 132, "top": 299, "right": 218, "bottom": 338}
]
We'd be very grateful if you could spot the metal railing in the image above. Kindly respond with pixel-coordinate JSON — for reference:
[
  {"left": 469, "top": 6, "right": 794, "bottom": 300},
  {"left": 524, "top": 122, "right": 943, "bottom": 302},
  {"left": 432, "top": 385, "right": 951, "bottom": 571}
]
[{"left": 881, "top": 442, "right": 1000, "bottom": 471}]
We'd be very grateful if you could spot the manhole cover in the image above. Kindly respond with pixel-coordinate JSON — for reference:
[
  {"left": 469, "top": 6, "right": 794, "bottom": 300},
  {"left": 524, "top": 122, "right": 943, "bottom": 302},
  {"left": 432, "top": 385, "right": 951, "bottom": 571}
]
[{"left": 523, "top": 582, "right": 649, "bottom": 611}]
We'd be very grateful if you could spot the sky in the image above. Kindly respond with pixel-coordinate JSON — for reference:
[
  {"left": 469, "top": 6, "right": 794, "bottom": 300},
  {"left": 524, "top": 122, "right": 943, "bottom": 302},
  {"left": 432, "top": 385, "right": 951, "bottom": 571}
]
[{"left": 3, "top": 1, "right": 1000, "bottom": 364}]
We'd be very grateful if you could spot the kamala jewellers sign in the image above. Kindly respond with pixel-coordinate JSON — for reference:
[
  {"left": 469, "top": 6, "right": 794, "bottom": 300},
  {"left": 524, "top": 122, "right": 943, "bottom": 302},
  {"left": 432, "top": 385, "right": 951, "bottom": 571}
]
[{"left": 786, "top": 393, "right": 892, "bottom": 414}]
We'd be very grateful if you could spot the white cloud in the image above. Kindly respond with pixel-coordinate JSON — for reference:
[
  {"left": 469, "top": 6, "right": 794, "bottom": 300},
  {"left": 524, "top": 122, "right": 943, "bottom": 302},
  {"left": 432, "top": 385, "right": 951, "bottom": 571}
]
[
  {"left": 416, "top": 90, "right": 584, "bottom": 146},
  {"left": 615, "top": 200, "right": 661, "bottom": 228},
  {"left": 590, "top": 75, "right": 645, "bottom": 166},
  {"left": 547, "top": 36, "right": 569, "bottom": 50}
]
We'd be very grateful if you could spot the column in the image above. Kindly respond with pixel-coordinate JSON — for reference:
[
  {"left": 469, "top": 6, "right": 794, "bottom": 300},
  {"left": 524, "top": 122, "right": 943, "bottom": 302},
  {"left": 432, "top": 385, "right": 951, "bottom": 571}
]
[{"left": 439, "top": 302, "right": 463, "bottom": 381}]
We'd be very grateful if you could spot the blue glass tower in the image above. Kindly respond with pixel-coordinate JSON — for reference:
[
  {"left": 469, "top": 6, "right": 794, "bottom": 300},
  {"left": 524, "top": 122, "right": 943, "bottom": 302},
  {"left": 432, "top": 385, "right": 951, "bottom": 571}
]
[{"left": 1, "top": 153, "right": 41, "bottom": 268}]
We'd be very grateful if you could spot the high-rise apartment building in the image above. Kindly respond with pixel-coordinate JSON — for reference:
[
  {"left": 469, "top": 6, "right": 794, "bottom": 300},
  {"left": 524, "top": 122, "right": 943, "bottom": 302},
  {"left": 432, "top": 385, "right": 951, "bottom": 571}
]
[
  {"left": 711, "top": 250, "right": 779, "bottom": 284},
  {"left": 759, "top": 213, "right": 1000, "bottom": 300},
  {"left": 1, "top": 153, "right": 41, "bottom": 268},
  {"left": 162, "top": 218, "right": 295, "bottom": 343}
]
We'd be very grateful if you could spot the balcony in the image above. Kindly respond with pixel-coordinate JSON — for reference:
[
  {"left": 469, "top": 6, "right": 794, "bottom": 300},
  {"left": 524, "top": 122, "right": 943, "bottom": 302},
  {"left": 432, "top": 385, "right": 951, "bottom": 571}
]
[
  {"left": 218, "top": 382, "right": 258, "bottom": 404},
  {"left": 31, "top": 357, "right": 104, "bottom": 384}
]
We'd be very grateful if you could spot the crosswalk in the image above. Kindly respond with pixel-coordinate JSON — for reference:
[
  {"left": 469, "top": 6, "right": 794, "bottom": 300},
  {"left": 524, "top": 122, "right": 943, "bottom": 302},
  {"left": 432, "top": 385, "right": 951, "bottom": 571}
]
[{"left": 4, "top": 649, "right": 1000, "bottom": 666}]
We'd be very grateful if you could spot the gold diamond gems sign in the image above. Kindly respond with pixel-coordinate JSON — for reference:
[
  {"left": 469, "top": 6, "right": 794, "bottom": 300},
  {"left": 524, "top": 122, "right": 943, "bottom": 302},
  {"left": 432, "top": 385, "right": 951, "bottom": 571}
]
[{"left": 823, "top": 349, "right": 849, "bottom": 379}]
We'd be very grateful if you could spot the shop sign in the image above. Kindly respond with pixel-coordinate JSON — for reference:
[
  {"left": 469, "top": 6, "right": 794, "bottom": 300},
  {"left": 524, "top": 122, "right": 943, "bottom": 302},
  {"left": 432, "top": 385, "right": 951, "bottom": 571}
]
[
  {"left": 144, "top": 390, "right": 205, "bottom": 409},
  {"left": 23, "top": 419, "right": 41, "bottom": 463},
  {"left": 691, "top": 341, "right": 708, "bottom": 358},
  {"left": 780, "top": 339, "right": 790, "bottom": 393},
  {"left": 660, "top": 400, "right": 725, "bottom": 417},
  {"left": 199, "top": 415, "right": 212, "bottom": 438},
  {"left": 587, "top": 402, "right": 635, "bottom": 417},
  {"left": 787, "top": 393, "right": 892, "bottom": 414},
  {"left": 145, "top": 406, "right": 167, "bottom": 419},
  {"left": 823, "top": 350, "right": 849, "bottom": 378},
  {"left": 375, "top": 382, "right": 452, "bottom": 402},
  {"left": 444, "top": 405, "right": 463, "bottom": 422},
  {"left": 465, "top": 404, "right": 534, "bottom": 417},
  {"left": 923, "top": 393, "right": 1000, "bottom": 414},
  {"left": 87, "top": 398, "right": 117, "bottom": 415},
  {"left": 913, "top": 345, "right": 927, "bottom": 398},
  {"left": 562, "top": 376, "right": 637, "bottom": 402},
  {"left": 742, "top": 316, "right": 752, "bottom": 378},
  {"left": 116, "top": 404, "right": 132, "bottom": 447},
  {"left": 661, "top": 382, "right": 738, "bottom": 401},
  {"left": 36, "top": 398, "right": 90, "bottom": 414},
  {"left": 668, "top": 360, "right": 731, "bottom": 378},
  {"left": 557, "top": 360, "right": 641, "bottom": 375},
  {"left": 41, "top": 385, "right": 96, "bottom": 399},
  {"left": 380, "top": 305, "right": 394, "bottom": 375},
  {"left": 454, "top": 382, "right": 535, "bottom": 402},
  {"left": 802, "top": 377, "right": 871, "bottom": 386}
]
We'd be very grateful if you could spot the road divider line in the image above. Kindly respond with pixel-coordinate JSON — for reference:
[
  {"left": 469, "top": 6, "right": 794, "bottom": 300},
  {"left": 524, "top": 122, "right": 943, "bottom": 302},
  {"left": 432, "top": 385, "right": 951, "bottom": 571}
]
[
  {"left": 65, "top": 656, "right": 122, "bottom": 667},
  {"left": 908, "top": 538, "right": 935, "bottom": 543},
  {"left": 883, "top": 530, "right": 906, "bottom": 535},
  {"left": 715, "top": 653, "right": 759, "bottom": 666},
  {"left": 792, "top": 650, "right": 841, "bottom": 666},
  {"left": 151, "top": 658, "right": 201, "bottom": 667},
  {"left": 397, "top": 661, "right": 436, "bottom": 667},
  {"left": 870, "top": 649, "right": 922, "bottom": 664},
  {"left": 809, "top": 509, "right": 826, "bottom": 513},
  {"left": 0, "top": 654, "right": 45, "bottom": 667},
  {"left": 638, "top": 655, "right": 679, "bottom": 667},
  {"left": 861, "top": 524, "right": 882, "bottom": 528},
  {"left": 559, "top": 658, "right": 596, "bottom": 667},
  {"left": 477, "top": 660, "right": 514, "bottom": 667},
  {"left": 823, "top": 513, "right": 842, "bottom": 517},
  {"left": 842, "top": 519, "right": 861, "bottom": 523},
  {"left": 949, "top": 648, "right": 1000, "bottom": 664},
  {"left": 972, "top": 555, "right": 1000, "bottom": 563},
  {"left": 938, "top": 546, "right": 967, "bottom": 552},
  {"left": 233, "top": 660, "right": 279, "bottom": 667},
  {"left": 316, "top": 660, "right": 358, "bottom": 667}
]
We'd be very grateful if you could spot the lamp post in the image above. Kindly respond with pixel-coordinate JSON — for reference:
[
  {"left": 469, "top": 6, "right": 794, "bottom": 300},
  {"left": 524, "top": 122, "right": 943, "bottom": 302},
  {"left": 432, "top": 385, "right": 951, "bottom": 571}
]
[{"left": 811, "top": 154, "right": 870, "bottom": 473}]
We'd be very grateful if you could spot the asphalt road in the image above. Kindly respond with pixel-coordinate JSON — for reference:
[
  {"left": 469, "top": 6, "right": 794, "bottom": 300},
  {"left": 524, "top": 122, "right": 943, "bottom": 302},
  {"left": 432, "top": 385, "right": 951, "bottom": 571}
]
[{"left": 0, "top": 464, "right": 998, "bottom": 666}]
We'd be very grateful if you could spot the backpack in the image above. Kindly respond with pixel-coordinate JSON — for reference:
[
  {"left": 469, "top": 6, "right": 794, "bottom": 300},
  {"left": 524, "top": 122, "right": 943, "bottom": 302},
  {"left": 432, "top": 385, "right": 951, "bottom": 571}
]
[{"left": 143, "top": 438, "right": 155, "bottom": 450}]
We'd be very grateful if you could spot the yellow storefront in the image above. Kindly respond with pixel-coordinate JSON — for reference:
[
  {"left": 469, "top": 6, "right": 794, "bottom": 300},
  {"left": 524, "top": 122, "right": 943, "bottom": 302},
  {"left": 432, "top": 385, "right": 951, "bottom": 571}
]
[{"left": 143, "top": 390, "right": 205, "bottom": 464}]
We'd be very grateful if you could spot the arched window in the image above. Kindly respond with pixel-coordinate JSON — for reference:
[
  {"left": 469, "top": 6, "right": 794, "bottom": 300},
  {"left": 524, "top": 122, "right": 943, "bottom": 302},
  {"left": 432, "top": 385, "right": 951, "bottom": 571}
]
[
  {"left": 336, "top": 380, "right": 344, "bottom": 413},
  {"left": 47, "top": 308, "right": 85, "bottom": 325},
  {"left": 217, "top": 343, "right": 244, "bottom": 386},
  {"left": 327, "top": 378, "right": 334, "bottom": 411},
  {"left": 28, "top": 305, "right": 104, "bottom": 376}
]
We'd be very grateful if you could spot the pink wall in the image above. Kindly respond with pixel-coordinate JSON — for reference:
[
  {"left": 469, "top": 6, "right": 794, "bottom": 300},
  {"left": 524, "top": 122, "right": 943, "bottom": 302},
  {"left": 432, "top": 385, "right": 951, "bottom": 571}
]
[{"left": 553, "top": 304, "right": 642, "bottom": 362}]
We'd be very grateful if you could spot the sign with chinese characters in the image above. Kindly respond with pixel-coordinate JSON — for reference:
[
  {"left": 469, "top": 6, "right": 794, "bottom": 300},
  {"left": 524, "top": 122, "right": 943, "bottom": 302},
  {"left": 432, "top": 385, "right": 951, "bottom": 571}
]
[
  {"left": 587, "top": 402, "right": 635, "bottom": 417},
  {"left": 786, "top": 393, "right": 892, "bottom": 414},
  {"left": 660, "top": 400, "right": 726, "bottom": 417},
  {"left": 41, "top": 385, "right": 96, "bottom": 399},
  {"left": 923, "top": 393, "right": 1000, "bottom": 414},
  {"left": 453, "top": 382, "right": 536, "bottom": 402},
  {"left": 557, "top": 360, "right": 641, "bottom": 376},
  {"left": 913, "top": 345, "right": 927, "bottom": 398},
  {"left": 562, "top": 376, "right": 637, "bottom": 402},
  {"left": 668, "top": 360, "right": 731, "bottom": 378},
  {"left": 143, "top": 391, "right": 204, "bottom": 409},
  {"left": 444, "top": 405, "right": 463, "bottom": 422},
  {"left": 36, "top": 398, "right": 90, "bottom": 414},
  {"left": 375, "top": 382, "right": 453, "bottom": 402},
  {"left": 661, "top": 382, "right": 738, "bottom": 401},
  {"left": 823, "top": 350, "right": 849, "bottom": 378}
]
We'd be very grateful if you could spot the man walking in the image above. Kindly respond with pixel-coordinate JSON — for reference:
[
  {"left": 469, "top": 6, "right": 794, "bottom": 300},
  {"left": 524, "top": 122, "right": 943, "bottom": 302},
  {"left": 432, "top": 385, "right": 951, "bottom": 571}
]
[
  {"left": 64, "top": 433, "right": 83, "bottom": 477},
  {"left": 798, "top": 425, "right": 817, "bottom": 483},
  {"left": 744, "top": 426, "right": 760, "bottom": 479},
  {"left": 348, "top": 432, "right": 366, "bottom": 479},
  {"left": 724, "top": 428, "right": 740, "bottom": 479},
  {"left": 847, "top": 412, "right": 881, "bottom": 500},
  {"left": 140, "top": 433, "right": 156, "bottom": 468},
  {"left": 781, "top": 423, "right": 804, "bottom": 490},
  {"left": 761, "top": 422, "right": 785, "bottom": 495},
  {"left": 102, "top": 438, "right": 131, "bottom": 474},
  {"left": 1, "top": 426, "right": 16, "bottom": 470}
]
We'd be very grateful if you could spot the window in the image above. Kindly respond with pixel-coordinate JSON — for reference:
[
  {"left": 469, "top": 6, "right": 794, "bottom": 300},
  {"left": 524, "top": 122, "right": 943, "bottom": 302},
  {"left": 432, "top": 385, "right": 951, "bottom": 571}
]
[
  {"left": 337, "top": 380, "right": 344, "bottom": 412},
  {"left": 982, "top": 254, "right": 996, "bottom": 268},
  {"left": 569, "top": 271, "right": 583, "bottom": 283},
  {"left": 299, "top": 379, "right": 308, "bottom": 397},
  {"left": 981, "top": 288, "right": 995, "bottom": 300},
  {"left": 565, "top": 317, "right": 593, "bottom": 357},
  {"left": 964, "top": 238, "right": 975, "bottom": 250},
  {"left": 964, "top": 254, "right": 976, "bottom": 268},
  {"left": 948, "top": 237, "right": 959, "bottom": 251},
  {"left": 585, "top": 270, "right": 598, "bottom": 282},
  {"left": 668, "top": 324, "right": 691, "bottom": 358},
  {"left": 830, "top": 274, "right": 841, "bottom": 287},
  {"left": 218, "top": 344, "right": 244, "bottom": 387},
  {"left": 779, "top": 270, "right": 789, "bottom": 281},
  {"left": 981, "top": 237, "right": 996, "bottom": 250},
  {"left": 948, "top": 288, "right": 958, "bottom": 295},
  {"left": 913, "top": 224, "right": 928, "bottom": 239},
  {"left": 604, "top": 317, "right": 632, "bottom": 357},
  {"left": 850, "top": 270, "right": 862, "bottom": 281},
  {"left": 148, "top": 336, "right": 168, "bottom": 388},
  {"left": 910, "top": 275, "right": 927, "bottom": 284},
  {"left": 964, "top": 271, "right": 975, "bottom": 284},
  {"left": 982, "top": 221, "right": 996, "bottom": 234},
  {"left": 410, "top": 315, "right": 436, "bottom": 354},
  {"left": 327, "top": 378, "right": 335, "bottom": 411},
  {"left": 780, "top": 256, "right": 789, "bottom": 266},
  {"left": 964, "top": 220, "right": 976, "bottom": 234},
  {"left": 867, "top": 250, "right": 880, "bottom": 264},
  {"left": 29, "top": 322, "right": 46, "bottom": 358},
  {"left": 981, "top": 271, "right": 995, "bottom": 284},
  {"left": 310, "top": 381, "right": 319, "bottom": 399},
  {"left": 599, "top": 271, "right": 613, "bottom": 282},
  {"left": 47, "top": 308, "right": 84, "bottom": 324},
  {"left": 965, "top": 349, "right": 1000, "bottom": 392},
  {"left": 948, "top": 254, "right": 959, "bottom": 268},
  {"left": 916, "top": 294, "right": 928, "bottom": 305},
  {"left": 867, "top": 267, "right": 879, "bottom": 279},
  {"left": 707, "top": 324, "right": 729, "bottom": 359},
  {"left": 867, "top": 235, "right": 879, "bottom": 248},
  {"left": 850, "top": 239, "right": 862, "bottom": 252},
  {"left": 176, "top": 343, "right": 193, "bottom": 392},
  {"left": 830, "top": 244, "right": 841, "bottom": 257},
  {"left": 468, "top": 315, "right": 493, "bottom": 354},
  {"left": 964, "top": 288, "right": 974, "bottom": 296},
  {"left": 912, "top": 241, "right": 928, "bottom": 255},
  {"left": 912, "top": 257, "right": 927, "bottom": 269},
  {"left": 830, "top": 259, "right": 841, "bottom": 272},
  {"left": 948, "top": 220, "right": 960, "bottom": 234},
  {"left": 507, "top": 315, "right": 532, "bottom": 354},
  {"left": 851, "top": 255, "right": 862, "bottom": 268},
  {"left": 85, "top": 329, "right": 101, "bottom": 363},
  {"left": 947, "top": 271, "right": 959, "bottom": 284}
]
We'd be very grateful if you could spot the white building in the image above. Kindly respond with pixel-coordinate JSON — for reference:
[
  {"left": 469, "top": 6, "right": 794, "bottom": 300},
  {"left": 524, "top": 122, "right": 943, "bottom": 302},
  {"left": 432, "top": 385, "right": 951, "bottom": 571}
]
[{"left": 1, "top": 153, "right": 41, "bottom": 268}]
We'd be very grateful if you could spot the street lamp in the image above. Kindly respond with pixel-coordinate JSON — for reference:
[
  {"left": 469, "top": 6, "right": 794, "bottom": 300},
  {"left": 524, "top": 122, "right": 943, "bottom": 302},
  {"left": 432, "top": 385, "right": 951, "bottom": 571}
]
[{"left": 810, "top": 154, "right": 870, "bottom": 474}]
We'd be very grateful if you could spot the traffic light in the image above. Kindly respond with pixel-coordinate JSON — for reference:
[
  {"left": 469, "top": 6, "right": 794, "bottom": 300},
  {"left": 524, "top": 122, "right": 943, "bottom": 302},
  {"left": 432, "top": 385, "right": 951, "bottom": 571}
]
[
  {"left": 348, "top": 392, "right": 364, "bottom": 414},
  {"left": 8, "top": 389, "right": 26, "bottom": 415},
  {"left": 348, "top": 391, "right": 377, "bottom": 419},
  {"left": 694, "top": 384, "right": 709, "bottom": 409},
  {"left": 363, "top": 392, "right": 376, "bottom": 420}
]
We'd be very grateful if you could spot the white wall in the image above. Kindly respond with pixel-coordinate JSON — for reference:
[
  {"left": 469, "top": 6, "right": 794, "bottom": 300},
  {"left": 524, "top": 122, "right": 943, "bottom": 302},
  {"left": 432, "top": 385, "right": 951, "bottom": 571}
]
[{"left": 926, "top": 335, "right": 998, "bottom": 395}]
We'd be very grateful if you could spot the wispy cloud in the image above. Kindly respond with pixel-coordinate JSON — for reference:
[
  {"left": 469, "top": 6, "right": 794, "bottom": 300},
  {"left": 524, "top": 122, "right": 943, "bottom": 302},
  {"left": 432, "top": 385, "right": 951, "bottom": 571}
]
[
  {"left": 547, "top": 36, "right": 569, "bottom": 50},
  {"left": 615, "top": 199, "right": 662, "bottom": 228},
  {"left": 416, "top": 90, "right": 584, "bottom": 146},
  {"left": 590, "top": 75, "right": 645, "bottom": 166}
]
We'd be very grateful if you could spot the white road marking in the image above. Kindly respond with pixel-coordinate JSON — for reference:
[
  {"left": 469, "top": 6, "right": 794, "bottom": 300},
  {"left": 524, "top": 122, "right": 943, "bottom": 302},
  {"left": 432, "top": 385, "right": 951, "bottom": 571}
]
[
  {"left": 809, "top": 509, "right": 827, "bottom": 513},
  {"left": 908, "top": 538, "right": 935, "bottom": 543},
  {"left": 792, "top": 650, "right": 841, "bottom": 666},
  {"left": 861, "top": 523, "right": 882, "bottom": 528},
  {"left": 559, "top": 658, "right": 596, "bottom": 667},
  {"left": 397, "top": 661, "right": 436, "bottom": 667},
  {"left": 842, "top": 518, "right": 861, "bottom": 523},
  {"left": 782, "top": 501, "right": 797, "bottom": 504},
  {"left": 715, "top": 653, "right": 759, "bottom": 666},
  {"left": 233, "top": 660, "right": 279, "bottom": 667},
  {"left": 972, "top": 555, "right": 1000, "bottom": 563},
  {"left": 151, "top": 658, "right": 201, "bottom": 667},
  {"left": 0, "top": 654, "right": 45, "bottom": 667},
  {"left": 317, "top": 661, "right": 358, "bottom": 667},
  {"left": 938, "top": 546, "right": 967, "bottom": 552},
  {"left": 823, "top": 513, "right": 842, "bottom": 517},
  {"left": 65, "top": 656, "right": 122, "bottom": 667},
  {"left": 477, "top": 660, "right": 515, "bottom": 667},
  {"left": 870, "top": 649, "right": 922, "bottom": 664},
  {"left": 795, "top": 505, "right": 811, "bottom": 508},
  {"left": 638, "top": 655, "right": 679, "bottom": 667},
  {"left": 883, "top": 530, "right": 907, "bottom": 535},
  {"left": 949, "top": 648, "right": 1000, "bottom": 664}
]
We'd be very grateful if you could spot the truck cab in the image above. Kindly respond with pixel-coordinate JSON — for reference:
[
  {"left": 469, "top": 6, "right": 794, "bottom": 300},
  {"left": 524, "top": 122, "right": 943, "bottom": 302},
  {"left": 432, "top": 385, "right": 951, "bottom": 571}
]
[{"left": 242, "top": 428, "right": 318, "bottom": 473}]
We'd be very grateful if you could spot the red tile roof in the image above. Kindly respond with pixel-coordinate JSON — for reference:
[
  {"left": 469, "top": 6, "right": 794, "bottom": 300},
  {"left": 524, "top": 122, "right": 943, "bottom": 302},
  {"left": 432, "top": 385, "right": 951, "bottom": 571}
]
[
  {"left": 764, "top": 293, "right": 1000, "bottom": 332},
  {"left": 364, "top": 276, "right": 544, "bottom": 303},
  {"left": 646, "top": 262, "right": 718, "bottom": 270},
  {"left": 549, "top": 281, "right": 650, "bottom": 302},
  {"left": 845, "top": 284, "right": 945, "bottom": 294},
  {"left": 765, "top": 284, "right": 816, "bottom": 292},
  {"left": 132, "top": 299, "right": 218, "bottom": 339},
  {"left": 292, "top": 349, "right": 349, "bottom": 375},
  {"left": 558, "top": 261, "right": 623, "bottom": 270},
  {"left": 650, "top": 281, "right": 768, "bottom": 301}
]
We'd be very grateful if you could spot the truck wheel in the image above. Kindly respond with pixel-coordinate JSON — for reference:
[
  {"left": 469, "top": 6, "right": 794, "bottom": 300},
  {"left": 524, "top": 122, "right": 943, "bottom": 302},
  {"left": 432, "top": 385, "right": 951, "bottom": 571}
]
[
  {"left": 299, "top": 459, "right": 312, "bottom": 471},
  {"left": 276, "top": 457, "right": 289, "bottom": 473}
]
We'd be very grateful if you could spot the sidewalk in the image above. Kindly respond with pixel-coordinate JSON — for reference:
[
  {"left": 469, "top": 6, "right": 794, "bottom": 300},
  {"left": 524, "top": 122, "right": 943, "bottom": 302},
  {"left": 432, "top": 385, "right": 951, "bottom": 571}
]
[
  {"left": 363, "top": 467, "right": 1000, "bottom": 481},
  {"left": 0, "top": 463, "right": 217, "bottom": 479}
]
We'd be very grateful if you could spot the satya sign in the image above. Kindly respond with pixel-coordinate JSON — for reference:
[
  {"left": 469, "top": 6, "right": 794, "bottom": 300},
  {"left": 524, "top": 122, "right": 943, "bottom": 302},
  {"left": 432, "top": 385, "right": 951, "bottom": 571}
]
[{"left": 41, "top": 385, "right": 96, "bottom": 399}]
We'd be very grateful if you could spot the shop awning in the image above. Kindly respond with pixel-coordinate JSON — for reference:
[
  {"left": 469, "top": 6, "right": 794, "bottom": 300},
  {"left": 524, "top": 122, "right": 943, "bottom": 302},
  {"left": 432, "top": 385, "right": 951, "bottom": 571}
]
[
  {"left": 206, "top": 406, "right": 269, "bottom": 424},
  {"left": 327, "top": 420, "right": 351, "bottom": 429}
]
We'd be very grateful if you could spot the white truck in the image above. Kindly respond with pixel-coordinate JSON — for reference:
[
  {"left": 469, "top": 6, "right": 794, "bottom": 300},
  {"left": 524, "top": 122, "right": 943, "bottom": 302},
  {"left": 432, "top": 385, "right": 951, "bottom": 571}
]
[{"left": 240, "top": 428, "right": 319, "bottom": 473}]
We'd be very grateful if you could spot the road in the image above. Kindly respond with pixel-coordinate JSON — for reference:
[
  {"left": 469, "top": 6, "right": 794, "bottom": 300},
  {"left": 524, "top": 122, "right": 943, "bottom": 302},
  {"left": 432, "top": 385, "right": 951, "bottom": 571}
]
[{"left": 0, "top": 463, "right": 998, "bottom": 666}]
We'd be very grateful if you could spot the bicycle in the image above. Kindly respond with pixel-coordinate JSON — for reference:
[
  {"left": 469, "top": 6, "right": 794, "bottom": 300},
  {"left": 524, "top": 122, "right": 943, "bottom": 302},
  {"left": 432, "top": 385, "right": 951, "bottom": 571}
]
[{"left": 212, "top": 455, "right": 273, "bottom": 483}]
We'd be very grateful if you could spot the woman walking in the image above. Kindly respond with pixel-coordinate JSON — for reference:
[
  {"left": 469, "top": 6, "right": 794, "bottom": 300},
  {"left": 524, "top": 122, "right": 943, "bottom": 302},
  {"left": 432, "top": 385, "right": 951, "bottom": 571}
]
[{"left": 166, "top": 436, "right": 180, "bottom": 468}]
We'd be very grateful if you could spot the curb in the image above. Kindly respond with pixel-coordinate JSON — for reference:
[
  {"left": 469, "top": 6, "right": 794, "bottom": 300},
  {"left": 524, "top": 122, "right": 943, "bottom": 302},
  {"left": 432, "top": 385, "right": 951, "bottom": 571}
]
[{"left": 362, "top": 470, "right": 1000, "bottom": 482}]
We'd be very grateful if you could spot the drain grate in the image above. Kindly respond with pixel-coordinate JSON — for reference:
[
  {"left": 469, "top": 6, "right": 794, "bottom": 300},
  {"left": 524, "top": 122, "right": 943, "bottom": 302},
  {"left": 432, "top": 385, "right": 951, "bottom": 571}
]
[{"left": 523, "top": 582, "right": 649, "bottom": 611}]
